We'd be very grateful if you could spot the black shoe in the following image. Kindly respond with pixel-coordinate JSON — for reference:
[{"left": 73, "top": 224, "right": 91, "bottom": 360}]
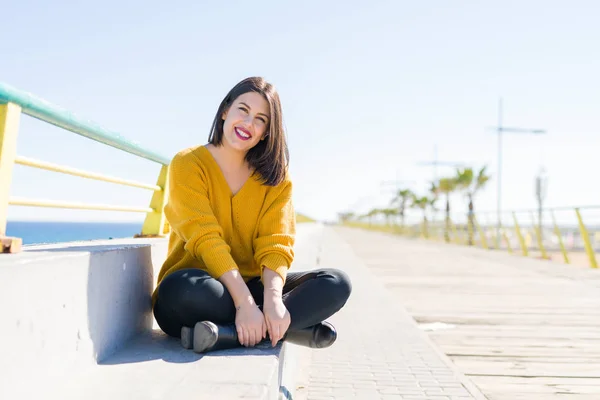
[
  {"left": 284, "top": 321, "right": 337, "bottom": 349},
  {"left": 181, "top": 321, "right": 239, "bottom": 353},
  {"left": 181, "top": 320, "right": 337, "bottom": 353}
]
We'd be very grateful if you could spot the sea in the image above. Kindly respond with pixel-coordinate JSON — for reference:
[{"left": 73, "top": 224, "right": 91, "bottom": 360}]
[{"left": 5, "top": 220, "right": 144, "bottom": 246}]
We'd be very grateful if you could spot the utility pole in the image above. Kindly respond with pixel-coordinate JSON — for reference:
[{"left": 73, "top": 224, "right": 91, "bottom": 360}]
[
  {"left": 416, "top": 144, "right": 464, "bottom": 185},
  {"left": 493, "top": 97, "right": 546, "bottom": 248},
  {"left": 380, "top": 169, "right": 416, "bottom": 194}
]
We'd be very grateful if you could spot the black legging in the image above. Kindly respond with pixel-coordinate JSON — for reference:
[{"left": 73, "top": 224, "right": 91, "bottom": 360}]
[{"left": 153, "top": 268, "right": 352, "bottom": 338}]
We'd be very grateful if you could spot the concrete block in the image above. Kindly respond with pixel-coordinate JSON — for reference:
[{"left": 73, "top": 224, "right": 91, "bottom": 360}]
[
  {"left": 0, "top": 238, "right": 167, "bottom": 371},
  {"left": 0, "top": 223, "right": 324, "bottom": 400}
]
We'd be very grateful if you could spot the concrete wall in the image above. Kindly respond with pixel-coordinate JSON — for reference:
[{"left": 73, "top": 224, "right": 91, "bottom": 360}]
[{"left": 0, "top": 238, "right": 168, "bottom": 375}]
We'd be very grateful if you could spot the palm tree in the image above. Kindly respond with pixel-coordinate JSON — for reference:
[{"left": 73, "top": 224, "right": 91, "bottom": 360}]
[
  {"left": 412, "top": 195, "right": 431, "bottom": 238},
  {"left": 429, "top": 181, "right": 440, "bottom": 201},
  {"left": 337, "top": 211, "right": 355, "bottom": 223},
  {"left": 363, "top": 208, "right": 379, "bottom": 226},
  {"left": 391, "top": 189, "right": 413, "bottom": 233},
  {"left": 428, "top": 182, "right": 441, "bottom": 238},
  {"left": 455, "top": 166, "right": 491, "bottom": 245},
  {"left": 437, "top": 177, "right": 458, "bottom": 242},
  {"left": 380, "top": 207, "right": 397, "bottom": 226}
]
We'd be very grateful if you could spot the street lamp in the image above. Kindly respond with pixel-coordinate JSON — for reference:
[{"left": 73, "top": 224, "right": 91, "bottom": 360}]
[{"left": 494, "top": 97, "right": 546, "bottom": 248}]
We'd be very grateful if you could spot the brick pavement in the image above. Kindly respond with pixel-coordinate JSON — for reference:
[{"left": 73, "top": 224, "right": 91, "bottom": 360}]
[{"left": 302, "top": 226, "right": 486, "bottom": 400}]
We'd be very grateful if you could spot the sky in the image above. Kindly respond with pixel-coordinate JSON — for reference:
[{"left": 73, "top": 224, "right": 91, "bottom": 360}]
[{"left": 2, "top": 0, "right": 600, "bottom": 226}]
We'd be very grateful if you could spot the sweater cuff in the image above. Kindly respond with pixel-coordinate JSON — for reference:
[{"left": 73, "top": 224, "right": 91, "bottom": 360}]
[
  {"left": 261, "top": 253, "right": 290, "bottom": 282},
  {"left": 202, "top": 250, "right": 239, "bottom": 279}
]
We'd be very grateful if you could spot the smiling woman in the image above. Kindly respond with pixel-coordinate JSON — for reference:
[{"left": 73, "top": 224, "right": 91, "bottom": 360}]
[
  {"left": 207, "top": 77, "right": 287, "bottom": 187},
  {"left": 151, "top": 77, "right": 352, "bottom": 354}
]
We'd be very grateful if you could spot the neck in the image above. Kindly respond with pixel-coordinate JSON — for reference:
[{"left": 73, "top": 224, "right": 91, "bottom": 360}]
[{"left": 209, "top": 143, "right": 247, "bottom": 169}]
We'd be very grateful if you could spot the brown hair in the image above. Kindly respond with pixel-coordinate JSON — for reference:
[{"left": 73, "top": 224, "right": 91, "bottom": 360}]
[{"left": 207, "top": 77, "right": 289, "bottom": 186}]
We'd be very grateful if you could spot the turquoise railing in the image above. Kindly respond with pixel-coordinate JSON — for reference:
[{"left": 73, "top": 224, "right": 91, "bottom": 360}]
[{"left": 0, "top": 82, "right": 171, "bottom": 253}]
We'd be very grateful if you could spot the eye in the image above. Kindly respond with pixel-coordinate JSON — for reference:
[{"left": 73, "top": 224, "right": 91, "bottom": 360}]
[
  {"left": 257, "top": 117, "right": 267, "bottom": 124},
  {"left": 238, "top": 107, "right": 248, "bottom": 114}
]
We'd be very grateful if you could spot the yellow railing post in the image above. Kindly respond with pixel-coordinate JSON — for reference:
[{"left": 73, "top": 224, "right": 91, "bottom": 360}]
[
  {"left": 140, "top": 165, "right": 170, "bottom": 236},
  {"left": 575, "top": 208, "right": 597, "bottom": 268},
  {"left": 0, "top": 103, "right": 22, "bottom": 253},
  {"left": 531, "top": 211, "right": 548, "bottom": 260},
  {"left": 551, "top": 210, "right": 569, "bottom": 264},
  {"left": 473, "top": 215, "right": 489, "bottom": 249},
  {"left": 502, "top": 226, "right": 513, "bottom": 254},
  {"left": 513, "top": 212, "right": 528, "bottom": 256},
  {"left": 491, "top": 230, "right": 498, "bottom": 250},
  {"left": 487, "top": 215, "right": 499, "bottom": 250}
]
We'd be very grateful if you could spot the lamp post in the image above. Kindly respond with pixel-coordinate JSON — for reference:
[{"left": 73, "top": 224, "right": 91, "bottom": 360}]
[
  {"left": 494, "top": 98, "right": 546, "bottom": 248},
  {"left": 535, "top": 167, "right": 548, "bottom": 241}
]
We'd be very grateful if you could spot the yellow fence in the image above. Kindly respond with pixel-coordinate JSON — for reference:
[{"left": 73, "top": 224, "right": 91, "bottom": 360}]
[
  {"left": 344, "top": 206, "right": 600, "bottom": 269},
  {"left": 0, "top": 83, "right": 171, "bottom": 253}
]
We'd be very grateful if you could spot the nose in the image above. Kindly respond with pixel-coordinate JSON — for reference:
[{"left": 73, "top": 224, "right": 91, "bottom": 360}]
[
  {"left": 241, "top": 115, "right": 254, "bottom": 131},
  {"left": 240, "top": 112, "right": 251, "bottom": 124}
]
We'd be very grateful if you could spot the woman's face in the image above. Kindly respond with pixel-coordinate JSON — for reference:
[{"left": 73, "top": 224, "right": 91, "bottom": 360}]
[{"left": 221, "top": 92, "right": 270, "bottom": 153}]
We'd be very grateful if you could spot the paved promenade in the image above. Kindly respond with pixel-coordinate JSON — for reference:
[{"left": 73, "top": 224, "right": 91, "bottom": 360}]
[
  {"left": 295, "top": 225, "right": 484, "bottom": 400},
  {"left": 333, "top": 226, "right": 600, "bottom": 399}
]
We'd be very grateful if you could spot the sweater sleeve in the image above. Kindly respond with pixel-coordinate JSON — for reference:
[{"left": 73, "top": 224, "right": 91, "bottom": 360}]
[
  {"left": 253, "top": 178, "right": 296, "bottom": 282},
  {"left": 164, "top": 151, "right": 238, "bottom": 278}
]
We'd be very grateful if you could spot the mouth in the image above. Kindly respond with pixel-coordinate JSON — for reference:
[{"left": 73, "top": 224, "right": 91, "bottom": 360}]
[{"left": 234, "top": 127, "right": 252, "bottom": 141}]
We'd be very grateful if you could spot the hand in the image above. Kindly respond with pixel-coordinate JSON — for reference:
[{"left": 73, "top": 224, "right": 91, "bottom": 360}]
[
  {"left": 235, "top": 303, "right": 267, "bottom": 347},
  {"left": 263, "top": 297, "right": 291, "bottom": 347}
]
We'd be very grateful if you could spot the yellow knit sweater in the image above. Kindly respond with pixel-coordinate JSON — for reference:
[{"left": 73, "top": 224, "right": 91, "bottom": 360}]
[{"left": 152, "top": 145, "right": 296, "bottom": 306}]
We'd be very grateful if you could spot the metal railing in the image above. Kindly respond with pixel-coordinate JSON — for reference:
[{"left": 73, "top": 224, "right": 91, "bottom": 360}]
[
  {"left": 0, "top": 82, "right": 171, "bottom": 252},
  {"left": 344, "top": 205, "right": 600, "bottom": 269}
]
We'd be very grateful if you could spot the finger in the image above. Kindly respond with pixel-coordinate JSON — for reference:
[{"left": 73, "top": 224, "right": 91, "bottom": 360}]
[
  {"left": 262, "top": 319, "right": 268, "bottom": 340},
  {"left": 255, "top": 327, "right": 262, "bottom": 346},
  {"left": 254, "top": 326, "right": 262, "bottom": 345},
  {"left": 282, "top": 322, "right": 290, "bottom": 338},
  {"left": 283, "top": 318, "right": 291, "bottom": 336},
  {"left": 244, "top": 328, "right": 251, "bottom": 347},
  {"left": 266, "top": 318, "right": 273, "bottom": 342},
  {"left": 272, "top": 324, "right": 281, "bottom": 347},
  {"left": 249, "top": 330, "right": 257, "bottom": 347},
  {"left": 255, "top": 326, "right": 262, "bottom": 346},
  {"left": 237, "top": 326, "right": 246, "bottom": 347},
  {"left": 243, "top": 327, "right": 250, "bottom": 347}
]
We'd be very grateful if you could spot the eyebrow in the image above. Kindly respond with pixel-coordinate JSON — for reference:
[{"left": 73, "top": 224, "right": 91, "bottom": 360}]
[{"left": 239, "top": 102, "right": 270, "bottom": 120}]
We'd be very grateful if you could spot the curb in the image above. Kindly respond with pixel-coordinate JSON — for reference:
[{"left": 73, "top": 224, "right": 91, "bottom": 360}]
[
  {"left": 278, "top": 343, "right": 312, "bottom": 400},
  {"left": 414, "top": 323, "right": 489, "bottom": 400}
]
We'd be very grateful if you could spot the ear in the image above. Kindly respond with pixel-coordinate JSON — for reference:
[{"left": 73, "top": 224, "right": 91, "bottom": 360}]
[{"left": 221, "top": 104, "right": 231, "bottom": 121}]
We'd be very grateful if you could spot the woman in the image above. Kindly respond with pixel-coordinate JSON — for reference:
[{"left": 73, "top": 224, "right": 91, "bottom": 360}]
[{"left": 152, "top": 77, "right": 352, "bottom": 353}]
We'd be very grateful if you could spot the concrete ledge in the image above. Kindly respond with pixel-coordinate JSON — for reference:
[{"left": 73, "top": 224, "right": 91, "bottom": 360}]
[
  {"left": 1, "top": 328, "right": 287, "bottom": 400},
  {"left": 60, "top": 330, "right": 284, "bottom": 400},
  {"left": 0, "top": 224, "right": 324, "bottom": 400},
  {"left": 0, "top": 238, "right": 167, "bottom": 369}
]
